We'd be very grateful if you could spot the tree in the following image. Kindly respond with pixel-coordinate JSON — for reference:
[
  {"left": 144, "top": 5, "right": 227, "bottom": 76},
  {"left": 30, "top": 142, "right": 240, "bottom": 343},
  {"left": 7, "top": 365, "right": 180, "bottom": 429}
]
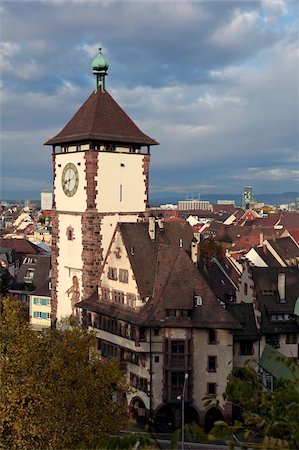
[
  {"left": 0, "top": 298, "right": 128, "bottom": 449},
  {"left": 210, "top": 362, "right": 299, "bottom": 449},
  {"left": 198, "top": 238, "right": 224, "bottom": 261}
]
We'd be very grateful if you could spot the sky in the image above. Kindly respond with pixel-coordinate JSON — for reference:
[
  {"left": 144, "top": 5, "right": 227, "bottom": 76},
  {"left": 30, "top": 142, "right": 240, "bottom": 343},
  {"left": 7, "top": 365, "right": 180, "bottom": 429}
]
[{"left": 1, "top": 0, "right": 298, "bottom": 201}]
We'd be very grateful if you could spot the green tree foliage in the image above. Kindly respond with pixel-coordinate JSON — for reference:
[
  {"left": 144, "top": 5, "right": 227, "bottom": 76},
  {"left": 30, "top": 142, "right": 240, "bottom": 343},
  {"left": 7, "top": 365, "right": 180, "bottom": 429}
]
[
  {"left": 0, "top": 298, "right": 128, "bottom": 449},
  {"left": 210, "top": 362, "right": 299, "bottom": 449},
  {"left": 0, "top": 267, "right": 12, "bottom": 295}
]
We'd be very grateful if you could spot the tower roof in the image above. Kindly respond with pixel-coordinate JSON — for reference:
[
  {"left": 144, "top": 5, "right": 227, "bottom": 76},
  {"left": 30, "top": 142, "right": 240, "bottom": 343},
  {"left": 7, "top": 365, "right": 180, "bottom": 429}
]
[{"left": 44, "top": 88, "right": 158, "bottom": 146}]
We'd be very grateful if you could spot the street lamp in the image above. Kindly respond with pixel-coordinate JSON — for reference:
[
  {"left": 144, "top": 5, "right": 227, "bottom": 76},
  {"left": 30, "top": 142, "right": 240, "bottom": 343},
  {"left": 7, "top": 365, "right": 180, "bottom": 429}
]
[{"left": 177, "top": 373, "right": 189, "bottom": 450}]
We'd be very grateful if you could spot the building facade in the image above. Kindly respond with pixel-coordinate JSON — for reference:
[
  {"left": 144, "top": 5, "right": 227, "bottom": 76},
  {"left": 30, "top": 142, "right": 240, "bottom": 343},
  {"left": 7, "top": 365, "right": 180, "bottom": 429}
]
[
  {"left": 45, "top": 50, "right": 158, "bottom": 320},
  {"left": 46, "top": 50, "right": 240, "bottom": 430}
]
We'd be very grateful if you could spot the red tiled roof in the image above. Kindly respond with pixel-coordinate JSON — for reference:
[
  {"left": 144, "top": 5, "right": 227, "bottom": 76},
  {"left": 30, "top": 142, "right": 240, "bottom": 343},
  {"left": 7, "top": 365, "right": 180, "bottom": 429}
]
[
  {"left": 45, "top": 89, "right": 158, "bottom": 147},
  {"left": 0, "top": 238, "right": 45, "bottom": 255}
]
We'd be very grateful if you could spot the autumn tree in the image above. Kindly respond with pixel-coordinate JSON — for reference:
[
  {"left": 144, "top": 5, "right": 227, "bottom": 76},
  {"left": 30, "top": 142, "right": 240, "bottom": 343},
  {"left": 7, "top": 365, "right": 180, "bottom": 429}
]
[
  {"left": 0, "top": 298, "right": 128, "bottom": 449},
  {"left": 210, "top": 362, "right": 299, "bottom": 449},
  {"left": 198, "top": 238, "right": 224, "bottom": 261}
]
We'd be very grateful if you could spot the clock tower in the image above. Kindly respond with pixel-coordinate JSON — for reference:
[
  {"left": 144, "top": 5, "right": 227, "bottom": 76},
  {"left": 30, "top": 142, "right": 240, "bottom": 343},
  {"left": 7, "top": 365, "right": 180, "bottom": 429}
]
[{"left": 45, "top": 49, "right": 158, "bottom": 320}]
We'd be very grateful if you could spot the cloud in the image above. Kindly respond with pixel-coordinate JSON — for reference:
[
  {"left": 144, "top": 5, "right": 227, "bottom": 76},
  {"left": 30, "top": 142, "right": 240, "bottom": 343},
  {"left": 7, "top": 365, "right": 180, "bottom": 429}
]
[
  {"left": 0, "top": 0, "right": 298, "bottom": 198},
  {"left": 231, "top": 167, "right": 299, "bottom": 182}
]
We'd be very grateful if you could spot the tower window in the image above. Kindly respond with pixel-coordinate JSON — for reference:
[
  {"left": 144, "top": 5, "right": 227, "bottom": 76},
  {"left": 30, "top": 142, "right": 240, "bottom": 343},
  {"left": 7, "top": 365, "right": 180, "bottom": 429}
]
[
  {"left": 66, "top": 226, "right": 74, "bottom": 241},
  {"left": 208, "top": 329, "right": 217, "bottom": 344},
  {"left": 207, "top": 356, "right": 217, "bottom": 372},
  {"left": 207, "top": 383, "right": 217, "bottom": 396},
  {"left": 120, "top": 184, "right": 123, "bottom": 202}
]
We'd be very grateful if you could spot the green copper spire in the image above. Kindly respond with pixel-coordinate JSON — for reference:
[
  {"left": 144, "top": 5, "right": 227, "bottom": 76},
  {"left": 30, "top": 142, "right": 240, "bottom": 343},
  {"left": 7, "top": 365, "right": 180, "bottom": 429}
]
[{"left": 92, "top": 48, "right": 109, "bottom": 93}]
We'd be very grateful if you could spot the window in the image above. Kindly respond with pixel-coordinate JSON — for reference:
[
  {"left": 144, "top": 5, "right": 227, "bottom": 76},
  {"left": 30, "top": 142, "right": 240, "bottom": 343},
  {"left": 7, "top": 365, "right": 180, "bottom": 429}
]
[
  {"left": 166, "top": 309, "right": 176, "bottom": 317},
  {"left": 119, "top": 269, "right": 128, "bottom": 283},
  {"left": 239, "top": 341, "right": 254, "bottom": 355},
  {"left": 127, "top": 293, "right": 136, "bottom": 308},
  {"left": 207, "top": 383, "right": 217, "bottom": 396},
  {"left": 171, "top": 341, "right": 185, "bottom": 354},
  {"left": 266, "top": 335, "right": 280, "bottom": 349},
  {"left": 244, "top": 283, "right": 248, "bottom": 295},
  {"left": 208, "top": 329, "right": 217, "bottom": 344},
  {"left": 112, "top": 290, "right": 124, "bottom": 305},
  {"left": 130, "top": 373, "right": 148, "bottom": 392},
  {"left": 100, "top": 340, "right": 118, "bottom": 359},
  {"left": 208, "top": 356, "right": 217, "bottom": 372},
  {"left": 166, "top": 309, "right": 191, "bottom": 318},
  {"left": 25, "top": 268, "right": 35, "bottom": 280},
  {"left": 154, "top": 328, "right": 159, "bottom": 336},
  {"left": 286, "top": 334, "right": 297, "bottom": 344},
  {"left": 127, "top": 351, "right": 139, "bottom": 365},
  {"left": 154, "top": 356, "right": 160, "bottom": 363},
  {"left": 139, "top": 328, "right": 146, "bottom": 341},
  {"left": 102, "top": 288, "right": 110, "bottom": 302},
  {"left": 66, "top": 226, "right": 74, "bottom": 241},
  {"left": 108, "top": 267, "right": 117, "bottom": 280}
]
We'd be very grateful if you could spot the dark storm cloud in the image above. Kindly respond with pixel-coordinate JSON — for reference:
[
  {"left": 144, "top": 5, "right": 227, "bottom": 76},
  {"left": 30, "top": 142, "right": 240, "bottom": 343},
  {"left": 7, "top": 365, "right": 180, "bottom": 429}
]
[{"left": 0, "top": 0, "right": 298, "bottom": 198}]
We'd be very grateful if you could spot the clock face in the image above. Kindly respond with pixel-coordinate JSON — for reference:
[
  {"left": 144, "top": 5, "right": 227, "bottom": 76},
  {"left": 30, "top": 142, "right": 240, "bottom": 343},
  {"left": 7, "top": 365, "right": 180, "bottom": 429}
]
[{"left": 61, "top": 163, "right": 79, "bottom": 197}]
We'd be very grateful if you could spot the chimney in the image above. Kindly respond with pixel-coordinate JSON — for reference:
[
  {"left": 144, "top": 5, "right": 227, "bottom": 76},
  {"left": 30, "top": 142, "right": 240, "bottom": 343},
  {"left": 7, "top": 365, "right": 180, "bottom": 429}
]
[
  {"left": 137, "top": 213, "right": 145, "bottom": 223},
  {"left": 157, "top": 213, "right": 164, "bottom": 229},
  {"left": 148, "top": 215, "right": 155, "bottom": 240},
  {"left": 191, "top": 238, "right": 198, "bottom": 264},
  {"left": 278, "top": 272, "right": 286, "bottom": 303},
  {"left": 259, "top": 232, "right": 264, "bottom": 246}
]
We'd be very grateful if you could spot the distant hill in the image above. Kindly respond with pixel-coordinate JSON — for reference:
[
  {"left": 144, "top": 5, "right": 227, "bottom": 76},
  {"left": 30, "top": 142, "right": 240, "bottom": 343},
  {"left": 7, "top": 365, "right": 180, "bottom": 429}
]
[
  {"left": 2, "top": 192, "right": 298, "bottom": 208},
  {"left": 149, "top": 192, "right": 299, "bottom": 207}
]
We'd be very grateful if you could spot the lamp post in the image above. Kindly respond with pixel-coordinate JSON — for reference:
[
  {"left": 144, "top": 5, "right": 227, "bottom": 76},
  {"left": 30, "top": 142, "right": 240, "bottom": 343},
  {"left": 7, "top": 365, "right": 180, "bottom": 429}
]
[{"left": 177, "top": 373, "right": 189, "bottom": 450}]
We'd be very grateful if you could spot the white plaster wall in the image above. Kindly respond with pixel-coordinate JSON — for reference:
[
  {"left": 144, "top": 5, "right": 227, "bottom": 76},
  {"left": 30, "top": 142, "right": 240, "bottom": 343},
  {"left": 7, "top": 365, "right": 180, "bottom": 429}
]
[
  {"left": 193, "top": 329, "right": 233, "bottom": 410},
  {"left": 101, "top": 230, "right": 139, "bottom": 304},
  {"left": 57, "top": 214, "right": 83, "bottom": 318},
  {"left": 233, "top": 341, "right": 260, "bottom": 371},
  {"left": 260, "top": 335, "right": 298, "bottom": 359},
  {"left": 55, "top": 153, "right": 87, "bottom": 212},
  {"left": 236, "top": 266, "right": 254, "bottom": 304},
  {"left": 96, "top": 153, "right": 146, "bottom": 213},
  {"left": 101, "top": 214, "right": 139, "bottom": 261}
]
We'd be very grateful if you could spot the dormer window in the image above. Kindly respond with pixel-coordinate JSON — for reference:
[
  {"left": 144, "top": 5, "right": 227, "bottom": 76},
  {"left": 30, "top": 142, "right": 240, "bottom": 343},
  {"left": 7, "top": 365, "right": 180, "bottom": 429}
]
[
  {"left": 24, "top": 268, "right": 35, "bottom": 282},
  {"left": 166, "top": 309, "right": 192, "bottom": 318}
]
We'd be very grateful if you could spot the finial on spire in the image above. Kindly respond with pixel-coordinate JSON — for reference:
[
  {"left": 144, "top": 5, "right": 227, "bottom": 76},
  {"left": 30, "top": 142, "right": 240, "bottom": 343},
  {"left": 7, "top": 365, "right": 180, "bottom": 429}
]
[{"left": 92, "top": 47, "right": 109, "bottom": 93}]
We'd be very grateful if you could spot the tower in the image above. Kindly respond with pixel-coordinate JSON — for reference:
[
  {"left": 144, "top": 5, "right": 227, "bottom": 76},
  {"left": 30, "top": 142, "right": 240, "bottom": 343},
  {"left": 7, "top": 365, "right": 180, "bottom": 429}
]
[
  {"left": 45, "top": 49, "right": 158, "bottom": 320},
  {"left": 242, "top": 186, "right": 253, "bottom": 210}
]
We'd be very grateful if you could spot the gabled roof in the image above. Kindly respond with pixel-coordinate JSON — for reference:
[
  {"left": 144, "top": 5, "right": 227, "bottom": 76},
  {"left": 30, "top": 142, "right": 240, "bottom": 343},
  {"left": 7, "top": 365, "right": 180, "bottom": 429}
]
[
  {"left": 251, "top": 267, "right": 299, "bottom": 334},
  {"left": 10, "top": 254, "right": 51, "bottom": 292},
  {"left": 226, "top": 303, "right": 260, "bottom": 340},
  {"left": 0, "top": 238, "right": 45, "bottom": 256},
  {"left": 119, "top": 221, "right": 194, "bottom": 298},
  {"left": 79, "top": 221, "right": 241, "bottom": 330},
  {"left": 254, "top": 246, "right": 282, "bottom": 267},
  {"left": 267, "top": 236, "right": 299, "bottom": 262},
  {"left": 45, "top": 89, "right": 158, "bottom": 147}
]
